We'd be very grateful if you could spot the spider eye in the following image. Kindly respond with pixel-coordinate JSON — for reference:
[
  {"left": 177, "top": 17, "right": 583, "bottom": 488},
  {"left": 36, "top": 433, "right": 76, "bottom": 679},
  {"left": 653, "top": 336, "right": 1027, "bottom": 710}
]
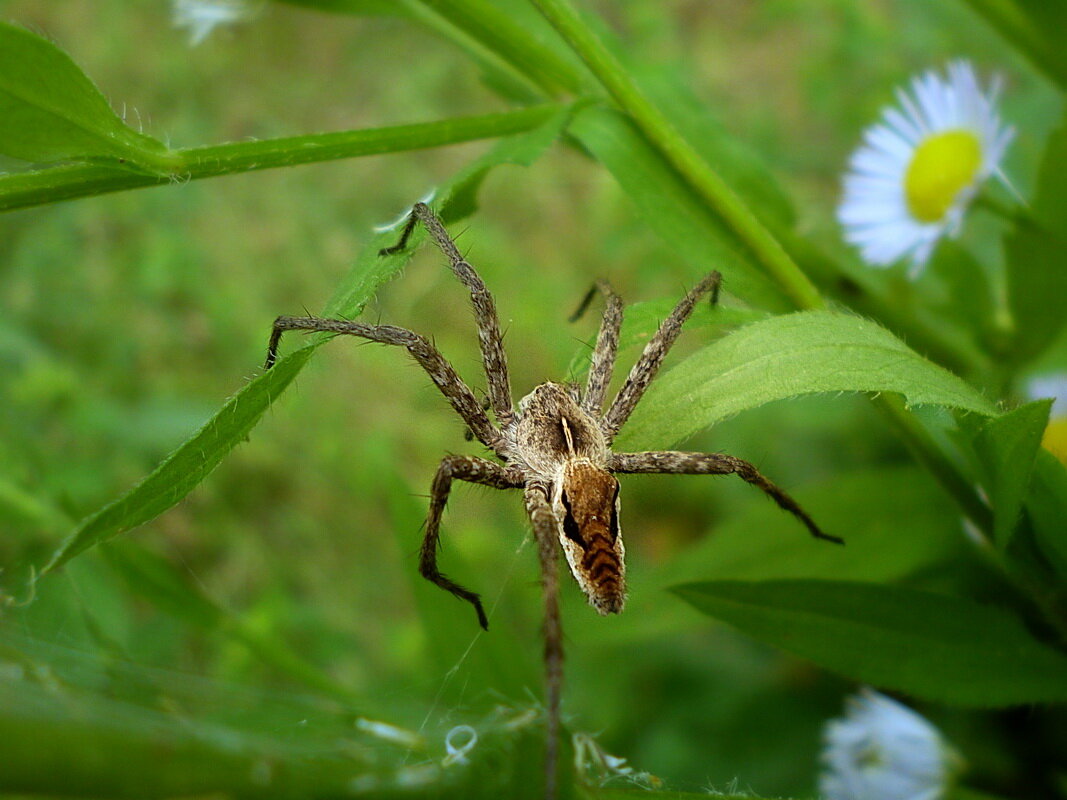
[{"left": 560, "top": 491, "right": 586, "bottom": 548}]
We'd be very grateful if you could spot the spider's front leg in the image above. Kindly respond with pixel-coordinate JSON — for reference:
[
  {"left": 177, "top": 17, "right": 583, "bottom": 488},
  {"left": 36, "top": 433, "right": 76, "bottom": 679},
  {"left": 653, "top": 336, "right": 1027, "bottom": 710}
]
[
  {"left": 524, "top": 483, "right": 565, "bottom": 800},
  {"left": 421, "top": 455, "right": 522, "bottom": 630},
  {"left": 609, "top": 451, "right": 843, "bottom": 544},
  {"left": 265, "top": 316, "right": 502, "bottom": 452},
  {"left": 380, "top": 202, "right": 515, "bottom": 427},
  {"left": 570, "top": 280, "right": 624, "bottom": 417},
  {"left": 601, "top": 271, "right": 721, "bottom": 443}
]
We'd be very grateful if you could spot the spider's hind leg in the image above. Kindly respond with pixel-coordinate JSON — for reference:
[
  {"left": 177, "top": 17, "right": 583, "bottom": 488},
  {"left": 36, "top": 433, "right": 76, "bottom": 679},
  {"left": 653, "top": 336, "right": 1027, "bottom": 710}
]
[
  {"left": 421, "top": 456, "right": 522, "bottom": 630},
  {"left": 609, "top": 450, "right": 843, "bottom": 544}
]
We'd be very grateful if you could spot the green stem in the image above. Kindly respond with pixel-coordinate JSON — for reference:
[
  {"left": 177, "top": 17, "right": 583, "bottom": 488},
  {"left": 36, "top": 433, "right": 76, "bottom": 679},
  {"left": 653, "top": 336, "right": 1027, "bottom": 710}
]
[
  {"left": 410, "top": 0, "right": 588, "bottom": 96},
  {"left": 973, "top": 191, "right": 1057, "bottom": 239},
  {"left": 874, "top": 395, "right": 993, "bottom": 535},
  {"left": 0, "top": 104, "right": 564, "bottom": 213},
  {"left": 528, "top": 0, "right": 824, "bottom": 311}
]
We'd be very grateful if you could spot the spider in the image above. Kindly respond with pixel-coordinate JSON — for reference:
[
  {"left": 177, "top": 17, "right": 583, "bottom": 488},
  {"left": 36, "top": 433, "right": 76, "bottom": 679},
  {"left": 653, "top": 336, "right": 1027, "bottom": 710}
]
[{"left": 264, "top": 203, "right": 842, "bottom": 799}]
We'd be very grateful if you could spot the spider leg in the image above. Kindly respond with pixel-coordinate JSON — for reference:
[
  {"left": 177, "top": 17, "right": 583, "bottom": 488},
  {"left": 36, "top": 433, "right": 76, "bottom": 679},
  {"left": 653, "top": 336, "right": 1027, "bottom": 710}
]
[
  {"left": 600, "top": 271, "right": 721, "bottom": 443},
  {"left": 524, "top": 483, "right": 564, "bottom": 800},
  {"left": 266, "top": 316, "right": 503, "bottom": 451},
  {"left": 380, "top": 203, "right": 515, "bottom": 427},
  {"left": 570, "top": 280, "right": 624, "bottom": 417},
  {"left": 609, "top": 450, "right": 843, "bottom": 544},
  {"left": 421, "top": 456, "right": 522, "bottom": 630}
]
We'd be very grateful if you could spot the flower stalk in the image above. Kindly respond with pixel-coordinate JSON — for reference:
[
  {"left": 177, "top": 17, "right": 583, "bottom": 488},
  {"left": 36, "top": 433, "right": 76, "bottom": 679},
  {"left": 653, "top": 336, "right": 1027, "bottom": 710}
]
[
  {"left": 528, "top": 0, "right": 825, "bottom": 311},
  {"left": 0, "top": 103, "right": 565, "bottom": 213}
]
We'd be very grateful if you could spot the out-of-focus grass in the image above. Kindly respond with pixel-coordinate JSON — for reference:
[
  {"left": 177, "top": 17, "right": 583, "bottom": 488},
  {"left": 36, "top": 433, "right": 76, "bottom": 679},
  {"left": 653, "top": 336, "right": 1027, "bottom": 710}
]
[{"left": 0, "top": 2, "right": 1059, "bottom": 796}]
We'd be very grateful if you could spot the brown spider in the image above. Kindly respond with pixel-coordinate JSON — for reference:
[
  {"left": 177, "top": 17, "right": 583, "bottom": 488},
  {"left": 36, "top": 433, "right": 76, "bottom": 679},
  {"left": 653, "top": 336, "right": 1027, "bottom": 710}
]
[{"left": 264, "top": 203, "right": 842, "bottom": 799}]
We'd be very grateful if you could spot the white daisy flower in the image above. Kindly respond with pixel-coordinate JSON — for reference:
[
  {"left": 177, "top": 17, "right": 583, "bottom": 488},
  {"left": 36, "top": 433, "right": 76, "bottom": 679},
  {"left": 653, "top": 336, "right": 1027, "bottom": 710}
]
[
  {"left": 172, "top": 0, "right": 258, "bottom": 47},
  {"left": 820, "top": 689, "right": 960, "bottom": 800},
  {"left": 838, "top": 61, "right": 1014, "bottom": 273}
]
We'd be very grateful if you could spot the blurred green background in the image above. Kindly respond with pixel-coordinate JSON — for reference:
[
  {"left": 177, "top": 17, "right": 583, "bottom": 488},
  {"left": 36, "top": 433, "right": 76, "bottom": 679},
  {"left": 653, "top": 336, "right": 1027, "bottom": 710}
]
[{"left": 1, "top": 2, "right": 1064, "bottom": 797}]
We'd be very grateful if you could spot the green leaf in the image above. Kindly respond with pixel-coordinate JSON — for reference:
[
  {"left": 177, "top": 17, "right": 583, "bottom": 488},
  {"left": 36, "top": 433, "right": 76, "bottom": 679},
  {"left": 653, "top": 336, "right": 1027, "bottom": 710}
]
[
  {"left": 969, "top": 400, "right": 1052, "bottom": 550},
  {"left": 1025, "top": 448, "right": 1067, "bottom": 580},
  {"left": 1005, "top": 117, "right": 1067, "bottom": 364},
  {"left": 0, "top": 22, "right": 170, "bottom": 169},
  {"left": 674, "top": 579, "right": 1067, "bottom": 706},
  {"left": 568, "top": 105, "right": 791, "bottom": 312},
  {"left": 616, "top": 310, "right": 999, "bottom": 450},
  {"left": 40, "top": 108, "right": 568, "bottom": 575},
  {"left": 101, "top": 542, "right": 362, "bottom": 703}
]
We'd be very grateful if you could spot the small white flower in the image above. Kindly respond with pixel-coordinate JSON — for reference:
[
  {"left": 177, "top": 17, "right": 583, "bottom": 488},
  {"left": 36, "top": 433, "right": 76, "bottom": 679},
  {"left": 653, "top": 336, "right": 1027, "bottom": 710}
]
[
  {"left": 838, "top": 61, "right": 1013, "bottom": 273},
  {"left": 172, "top": 0, "right": 257, "bottom": 47},
  {"left": 1027, "top": 375, "right": 1067, "bottom": 419},
  {"left": 820, "top": 689, "right": 959, "bottom": 800}
]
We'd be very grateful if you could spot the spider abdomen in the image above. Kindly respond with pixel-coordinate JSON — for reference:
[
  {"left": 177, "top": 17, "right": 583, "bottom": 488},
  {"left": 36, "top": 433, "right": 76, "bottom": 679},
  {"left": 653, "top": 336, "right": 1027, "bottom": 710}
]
[
  {"left": 552, "top": 459, "right": 627, "bottom": 615},
  {"left": 577, "top": 528, "right": 626, "bottom": 614}
]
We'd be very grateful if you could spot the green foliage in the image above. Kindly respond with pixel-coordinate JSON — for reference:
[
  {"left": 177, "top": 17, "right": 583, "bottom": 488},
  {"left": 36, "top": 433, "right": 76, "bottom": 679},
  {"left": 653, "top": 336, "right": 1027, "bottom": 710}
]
[
  {"left": 569, "top": 106, "right": 790, "bottom": 311},
  {"left": 0, "top": 22, "right": 170, "bottom": 170},
  {"left": 652, "top": 466, "right": 966, "bottom": 587},
  {"left": 967, "top": 400, "right": 1052, "bottom": 549},
  {"left": 674, "top": 579, "right": 1067, "bottom": 705},
  {"left": 618, "top": 310, "right": 998, "bottom": 450},
  {"left": 0, "top": 638, "right": 549, "bottom": 799},
  {"left": 2, "top": 1, "right": 1067, "bottom": 799},
  {"left": 961, "top": 0, "right": 1067, "bottom": 89},
  {"left": 1004, "top": 115, "right": 1067, "bottom": 363}
]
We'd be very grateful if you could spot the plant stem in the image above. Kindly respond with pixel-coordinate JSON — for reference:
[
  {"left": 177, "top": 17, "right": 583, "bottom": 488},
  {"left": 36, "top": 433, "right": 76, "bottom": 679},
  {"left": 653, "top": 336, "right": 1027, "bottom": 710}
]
[
  {"left": 0, "top": 104, "right": 564, "bottom": 213},
  {"left": 528, "top": 0, "right": 824, "bottom": 311},
  {"left": 874, "top": 395, "right": 993, "bottom": 536},
  {"left": 411, "top": 0, "right": 588, "bottom": 96},
  {"left": 973, "top": 191, "right": 1057, "bottom": 239}
]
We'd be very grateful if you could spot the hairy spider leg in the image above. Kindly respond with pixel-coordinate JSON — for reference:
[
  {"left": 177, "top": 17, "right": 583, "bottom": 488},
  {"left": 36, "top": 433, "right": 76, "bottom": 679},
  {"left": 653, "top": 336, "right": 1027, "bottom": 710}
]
[
  {"left": 524, "top": 483, "right": 565, "bottom": 800},
  {"left": 609, "top": 451, "right": 845, "bottom": 544},
  {"left": 600, "top": 271, "right": 722, "bottom": 443},
  {"left": 422, "top": 455, "right": 523, "bottom": 630},
  {"left": 265, "top": 317, "right": 502, "bottom": 451},
  {"left": 570, "top": 280, "right": 625, "bottom": 417},
  {"left": 380, "top": 203, "right": 514, "bottom": 427}
]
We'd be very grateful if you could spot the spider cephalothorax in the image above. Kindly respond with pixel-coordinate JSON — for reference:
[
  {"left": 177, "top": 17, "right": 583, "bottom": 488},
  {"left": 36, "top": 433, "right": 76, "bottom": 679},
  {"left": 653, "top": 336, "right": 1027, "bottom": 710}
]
[
  {"left": 508, "top": 381, "right": 625, "bottom": 615},
  {"left": 264, "top": 203, "right": 841, "bottom": 800}
]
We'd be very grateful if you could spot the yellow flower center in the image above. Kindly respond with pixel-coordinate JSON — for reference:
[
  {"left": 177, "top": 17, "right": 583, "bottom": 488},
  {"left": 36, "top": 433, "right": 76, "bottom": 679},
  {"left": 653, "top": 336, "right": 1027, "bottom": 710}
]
[
  {"left": 1043, "top": 417, "right": 1067, "bottom": 466},
  {"left": 904, "top": 130, "right": 983, "bottom": 223}
]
